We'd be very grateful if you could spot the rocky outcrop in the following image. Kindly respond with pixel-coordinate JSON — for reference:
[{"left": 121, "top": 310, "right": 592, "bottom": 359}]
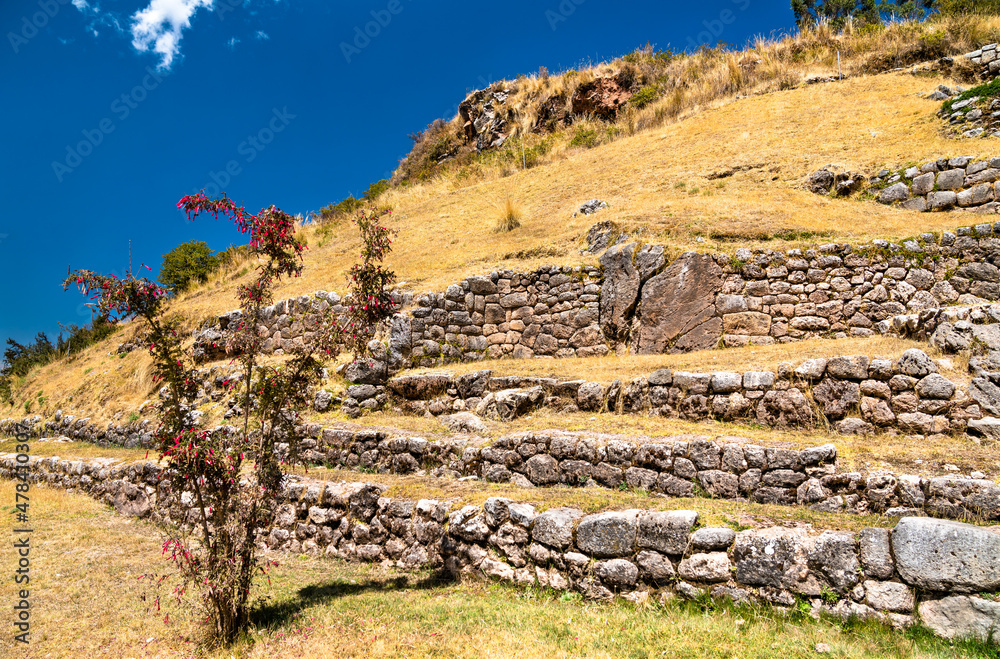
[
  {"left": 458, "top": 87, "right": 513, "bottom": 152},
  {"left": 571, "top": 76, "right": 633, "bottom": 121}
]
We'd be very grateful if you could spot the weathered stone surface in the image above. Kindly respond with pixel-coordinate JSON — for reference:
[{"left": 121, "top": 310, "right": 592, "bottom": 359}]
[
  {"left": 756, "top": 388, "right": 814, "bottom": 428},
  {"left": 826, "top": 355, "right": 870, "bottom": 380},
  {"left": 637, "top": 252, "right": 723, "bottom": 354},
  {"left": 859, "top": 527, "right": 894, "bottom": 580},
  {"left": 864, "top": 580, "right": 915, "bottom": 613},
  {"left": 809, "top": 531, "right": 860, "bottom": 592},
  {"left": 970, "top": 377, "right": 1000, "bottom": 416},
  {"left": 636, "top": 550, "right": 676, "bottom": 585},
  {"left": 388, "top": 374, "right": 450, "bottom": 400},
  {"left": 733, "top": 527, "right": 819, "bottom": 595},
  {"left": 892, "top": 517, "right": 1000, "bottom": 592},
  {"left": 692, "top": 527, "right": 737, "bottom": 551},
  {"left": 576, "top": 382, "right": 607, "bottom": 411},
  {"left": 678, "top": 552, "right": 732, "bottom": 583},
  {"left": 637, "top": 510, "right": 698, "bottom": 554},
  {"left": 599, "top": 243, "right": 640, "bottom": 342},
  {"left": 896, "top": 349, "right": 937, "bottom": 377},
  {"left": 595, "top": 558, "right": 639, "bottom": 588},
  {"left": 930, "top": 323, "right": 971, "bottom": 353},
  {"left": 813, "top": 378, "right": 861, "bottom": 420},
  {"left": 919, "top": 596, "right": 1000, "bottom": 642},
  {"left": 915, "top": 374, "right": 956, "bottom": 400},
  {"left": 440, "top": 412, "right": 489, "bottom": 434},
  {"left": 723, "top": 312, "right": 771, "bottom": 335},
  {"left": 879, "top": 183, "right": 909, "bottom": 204},
  {"left": 928, "top": 191, "right": 958, "bottom": 211},
  {"left": 795, "top": 358, "right": 827, "bottom": 380},
  {"left": 455, "top": 370, "right": 492, "bottom": 399},
  {"left": 476, "top": 387, "right": 544, "bottom": 421},
  {"left": 576, "top": 510, "right": 639, "bottom": 557},
  {"left": 531, "top": 507, "right": 583, "bottom": 549},
  {"left": 524, "top": 454, "right": 561, "bottom": 485}
]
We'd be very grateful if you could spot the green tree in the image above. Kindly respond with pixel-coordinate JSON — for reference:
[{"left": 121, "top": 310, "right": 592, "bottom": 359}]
[
  {"left": 937, "top": 0, "right": 1000, "bottom": 14},
  {"left": 159, "top": 240, "right": 218, "bottom": 293},
  {"left": 791, "top": 0, "right": 938, "bottom": 29}
]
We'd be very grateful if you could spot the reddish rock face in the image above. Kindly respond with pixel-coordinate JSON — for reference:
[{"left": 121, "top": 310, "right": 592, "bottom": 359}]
[{"left": 571, "top": 77, "right": 633, "bottom": 120}]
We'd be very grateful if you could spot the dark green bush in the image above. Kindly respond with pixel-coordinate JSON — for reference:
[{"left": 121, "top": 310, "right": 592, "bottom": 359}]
[{"left": 159, "top": 240, "right": 218, "bottom": 293}]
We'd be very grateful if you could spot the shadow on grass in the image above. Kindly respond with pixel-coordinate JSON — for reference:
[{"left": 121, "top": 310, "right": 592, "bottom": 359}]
[{"left": 249, "top": 569, "right": 454, "bottom": 630}]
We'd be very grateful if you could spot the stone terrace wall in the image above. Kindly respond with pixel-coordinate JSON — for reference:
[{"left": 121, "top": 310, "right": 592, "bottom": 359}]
[
  {"left": 387, "top": 349, "right": 984, "bottom": 441},
  {"left": 3, "top": 453, "right": 999, "bottom": 643},
  {"left": 407, "top": 266, "right": 605, "bottom": 366},
  {"left": 190, "top": 222, "right": 1000, "bottom": 372},
  {"left": 873, "top": 156, "right": 1000, "bottom": 212},
  {"left": 5, "top": 413, "right": 999, "bottom": 523}
]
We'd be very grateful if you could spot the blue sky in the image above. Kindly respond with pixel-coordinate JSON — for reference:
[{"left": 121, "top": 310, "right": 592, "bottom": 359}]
[{"left": 0, "top": 0, "right": 795, "bottom": 347}]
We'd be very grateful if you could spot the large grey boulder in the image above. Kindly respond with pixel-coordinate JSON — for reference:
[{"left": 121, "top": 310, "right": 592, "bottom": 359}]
[
  {"left": 440, "top": 412, "right": 489, "bottom": 434},
  {"left": 756, "top": 388, "right": 815, "bottom": 429},
  {"left": 599, "top": 243, "right": 640, "bottom": 343},
  {"left": 678, "top": 552, "right": 732, "bottom": 583},
  {"left": 896, "top": 349, "right": 937, "bottom": 377},
  {"left": 531, "top": 507, "right": 583, "bottom": 549},
  {"left": 636, "top": 252, "right": 723, "bottom": 354},
  {"left": 636, "top": 510, "right": 698, "bottom": 554},
  {"left": 455, "top": 369, "right": 492, "bottom": 399},
  {"left": 576, "top": 510, "right": 639, "bottom": 557},
  {"left": 879, "top": 183, "right": 909, "bottom": 204},
  {"left": 388, "top": 374, "right": 450, "bottom": 400},
  {"left": 919, "top": 596, "right": 1000, "bottom": 642},
  {"left": 864, "top": 580, "right": 915, "bottom": 613},
  {"left": 595, "top": 558, "right": 639, "bottom": 588},
  {"left": 733, "top": 527, "right": 821, "bottom": 595},
  {"left": 892, "top": 517, "right": 1000, "bottom": 592},
  {"left": 475, "top": 387, "right": 544, "bottom": 421}
]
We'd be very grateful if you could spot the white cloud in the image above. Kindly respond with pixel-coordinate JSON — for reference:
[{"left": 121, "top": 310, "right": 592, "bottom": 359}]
[
  {"left": 130, "top": 0, "right": 214, "bottom": 71},
  {"left": 254, "top": 30, "right": 269, "bottom": 40},
  {"left": 226, "top": 36, "right": 240, "bottom": 49},
  {"left": 71, "top": 0, "right": 90, "bottom": 10}
]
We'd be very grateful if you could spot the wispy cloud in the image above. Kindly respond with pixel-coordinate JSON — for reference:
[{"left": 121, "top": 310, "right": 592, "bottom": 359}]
[
  {"left": 226, "top": 36, "right": 240, "bottom": 49},
  {"left": 130, "top": 0, "right": 214, "bottom": 71},
  {"left": 255, "top": 30, "right": 269, "bottom": 40}
]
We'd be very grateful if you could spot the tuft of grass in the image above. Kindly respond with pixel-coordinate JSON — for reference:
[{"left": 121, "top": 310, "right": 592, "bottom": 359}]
[{"left": 493, "top": 194, "right": 523, "bottom": 234}]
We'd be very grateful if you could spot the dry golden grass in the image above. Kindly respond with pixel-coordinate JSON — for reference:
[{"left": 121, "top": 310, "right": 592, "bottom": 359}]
[
  {"left": 405, "top": 336, "right": 968, "bottom": 384},
  {"left": 0, "top": 483, "right": 996, "bottom": 658}
]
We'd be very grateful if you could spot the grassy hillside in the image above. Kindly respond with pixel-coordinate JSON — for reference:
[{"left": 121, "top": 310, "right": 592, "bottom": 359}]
[{"left": 6, "top": 13, "right": 1000, "bottom": 424}]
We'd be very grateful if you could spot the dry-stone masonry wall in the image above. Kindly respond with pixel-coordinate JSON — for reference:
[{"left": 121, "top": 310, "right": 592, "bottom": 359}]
[
  {"left": 407, "top": 266, "right": 606, "bottom": 365},
  {"left": 3, "top": 452, "right": 999, "bottom": 644},
  {"left": 191, "top": 223, "right": 1000, "bottom": 369},
  {"left": 873, "top": 156, "right": 1000, "bottom": 211},
  {"left": 388, "top": 349, "right": 988, "bottom": 441},
  {"left": 11, "top": 409, "right": 995, "bottom": 523}
]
